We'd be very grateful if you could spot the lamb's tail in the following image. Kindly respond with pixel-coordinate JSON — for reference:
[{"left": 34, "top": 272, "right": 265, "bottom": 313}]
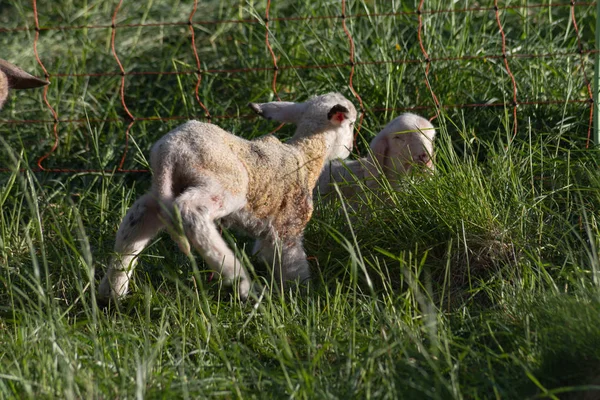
[{"left": 151, "top": 159, "right": 176, "bottom": 214}]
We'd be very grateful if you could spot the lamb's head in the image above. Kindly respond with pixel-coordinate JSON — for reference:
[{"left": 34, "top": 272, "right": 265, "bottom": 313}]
[
  {"left": 370, "top": 113, "right": 436, "bottom": 178},
  {"left": 249, "top": 92, "right": 357, "bottom": 161},
  {"left": 0, "top": 59, "right": 49, "bottom": 110}
]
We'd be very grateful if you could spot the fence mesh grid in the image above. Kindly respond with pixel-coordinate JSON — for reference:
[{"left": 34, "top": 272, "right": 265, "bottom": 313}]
[{"left": 0, "top": 0, "right": 596, "bottom": 173}]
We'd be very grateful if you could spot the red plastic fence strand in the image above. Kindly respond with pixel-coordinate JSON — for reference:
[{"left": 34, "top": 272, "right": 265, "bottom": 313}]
[
  {"left": 15, "top": 49, "right": 596, "bottom": 80},
  {"left": 32, "top": 0, "right": 59, "bottom": 171},
  {"left": 371, "top": 98, "right": 593, "bottom": 113},
  {"left": 265, "top": 0, "right": 281, "bottom": 101},
  {"left": 1, "top": 98, "right": 590, "bottom": 126},
  {"left": 189, "top": 0, "right": 211, "bottom": 120},
  {"left": 2, "top": 2, "right": 593, "bottom": 34},
  {"left": 417, "top": 0, "right": 442, "bottom": 121},
  {"left": 341, "top": 0, "right": 365, "bottom": 153},
  {"left": 352, "top": 2, "right": 595, "bottom": 17},
  {"left": 110, "top": 3, "right": 134, "bottom": 122},
  {"left": 494, "top": 0, "right": 519, "bottom": 138},
  {"left": 0, "top": 167, "right": 150, "bottom": 173},
  {"left": 570, "top": 2, "right": 594, "bottom": 147},
  {"left": 264, "top": 0, "right": 286, "bottom": 135},
  {"left": 110, "top": 0, "right": 136, "bottom": 171}
]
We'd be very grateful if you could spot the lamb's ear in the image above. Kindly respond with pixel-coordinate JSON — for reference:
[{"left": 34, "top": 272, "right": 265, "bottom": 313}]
[
  {"left": 327, "top": 104, "right": 350, "bottom": 126},
  {"left": 248, "top": 101, "right": 307, "bottom": 123},
  {"left": 370, "top": 133, "right": 390, "bottom": 169},
  {"left": 0, "top": 59, "right": 49, "bottom": 90}
]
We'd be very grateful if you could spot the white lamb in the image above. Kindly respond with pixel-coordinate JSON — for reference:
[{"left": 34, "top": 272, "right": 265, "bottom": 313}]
[
  {"left": 0, "top": 58, "right": 49, "bottom": 110},
  {"left": 316, "top": 112, "right": 436, "bottom": 199},
  {"left": 98, "top": 93, "right": 357, "bottom": 303}
]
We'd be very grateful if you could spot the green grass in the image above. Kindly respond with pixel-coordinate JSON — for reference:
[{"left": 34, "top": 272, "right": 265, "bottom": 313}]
[{"left": 1, "top": 0, "right": 600, "bottom": 398}]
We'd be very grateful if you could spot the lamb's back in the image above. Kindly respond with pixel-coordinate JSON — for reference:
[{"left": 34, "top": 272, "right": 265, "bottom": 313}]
[{"left": 150, "top": 121, "right": 251, "bottom": 196}]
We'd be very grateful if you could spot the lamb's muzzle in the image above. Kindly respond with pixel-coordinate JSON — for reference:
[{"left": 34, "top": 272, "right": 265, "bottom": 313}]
[{"left": 98, "top": 92, "right": 357, "bottom": 304}]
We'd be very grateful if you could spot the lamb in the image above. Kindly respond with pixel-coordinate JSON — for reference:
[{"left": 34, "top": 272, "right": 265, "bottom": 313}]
[
  {"left": 98, "top": 92, "right": 357, "bottom": 303},
  {"left": 0, "top": 59, "right": 49, "bottom": 110},
  {"left": 316, "top": 112, "right": 435, "bottom": 199}
]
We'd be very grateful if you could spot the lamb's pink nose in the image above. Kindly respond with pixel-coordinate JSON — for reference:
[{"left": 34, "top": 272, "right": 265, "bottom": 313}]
[{"left": 417, "top": 153, "right": 430, "bottom": 164}]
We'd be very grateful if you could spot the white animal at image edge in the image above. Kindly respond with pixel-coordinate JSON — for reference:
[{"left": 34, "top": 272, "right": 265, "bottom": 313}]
[
  {"left": 0, "top": 59, "right": 49, "bottom": 110},
  {"left": 98, "top": 92, "right": 357, "bottom": 303}
]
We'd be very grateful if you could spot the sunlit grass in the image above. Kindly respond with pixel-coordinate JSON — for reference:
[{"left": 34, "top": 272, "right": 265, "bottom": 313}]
[{"left": 0, "top": 0, "right": 599, "bottom": 398}]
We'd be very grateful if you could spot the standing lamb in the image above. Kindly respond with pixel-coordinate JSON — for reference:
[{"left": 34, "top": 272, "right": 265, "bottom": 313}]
[
  {"left": 316, "top": 113, "right": 436, "bottom": 199},
  {"left": 98, "top": 92, "right": 357, "bottom": 303},
  {"left": 0, "top": 59, "right": 49, "bottom": 110}
]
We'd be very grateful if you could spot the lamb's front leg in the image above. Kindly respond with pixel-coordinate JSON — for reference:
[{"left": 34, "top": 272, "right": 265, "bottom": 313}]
[
  {"left": 254, "top": 237, "right": 310, "bottom": 288},
  {"left": 281, "top": 237, "right": 311, "bottom": 284},
  {"left": 175, "top": 186, "right": 251, "bottom": 300},
  {"left": 98, "top": 193, "right": 165, "bottom": 303}
]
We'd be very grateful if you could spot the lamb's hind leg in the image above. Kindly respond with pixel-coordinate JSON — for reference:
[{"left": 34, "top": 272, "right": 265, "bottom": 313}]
[
  {"left": 174, "top": 186, "right": 251, "bottom": 299},
  {"left": 98, "top": 193, "right": 165, "bottom": 303}
]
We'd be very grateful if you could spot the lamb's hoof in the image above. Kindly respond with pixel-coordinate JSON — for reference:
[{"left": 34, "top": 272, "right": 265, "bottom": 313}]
[
  {"left": 96, "top": 288, "right": 125, "bottom": 310},
  {"left": 96, "top": 295, "right": 110, "bottom": 309},
  {"left": 96, "top": 294, "right": 121, "bottom": 311},
  {"left": 97, "top": 270, "right": 130, "bottom": 308},
  {"left": 236, "top": 279, "right": 266, "bottom": 303},
  {"left": 237, "top": 278, "right": 251, "bottom": 302}
]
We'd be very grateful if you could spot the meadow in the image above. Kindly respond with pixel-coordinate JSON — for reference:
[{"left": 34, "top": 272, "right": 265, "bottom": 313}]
[{"left": 1, "top": 0, "right": 600, "bottom": 398}]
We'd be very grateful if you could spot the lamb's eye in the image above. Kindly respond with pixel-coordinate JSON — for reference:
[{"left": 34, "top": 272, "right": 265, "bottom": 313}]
[{"left": 349, "top": 121, "right": 355, "bottom": 127}]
